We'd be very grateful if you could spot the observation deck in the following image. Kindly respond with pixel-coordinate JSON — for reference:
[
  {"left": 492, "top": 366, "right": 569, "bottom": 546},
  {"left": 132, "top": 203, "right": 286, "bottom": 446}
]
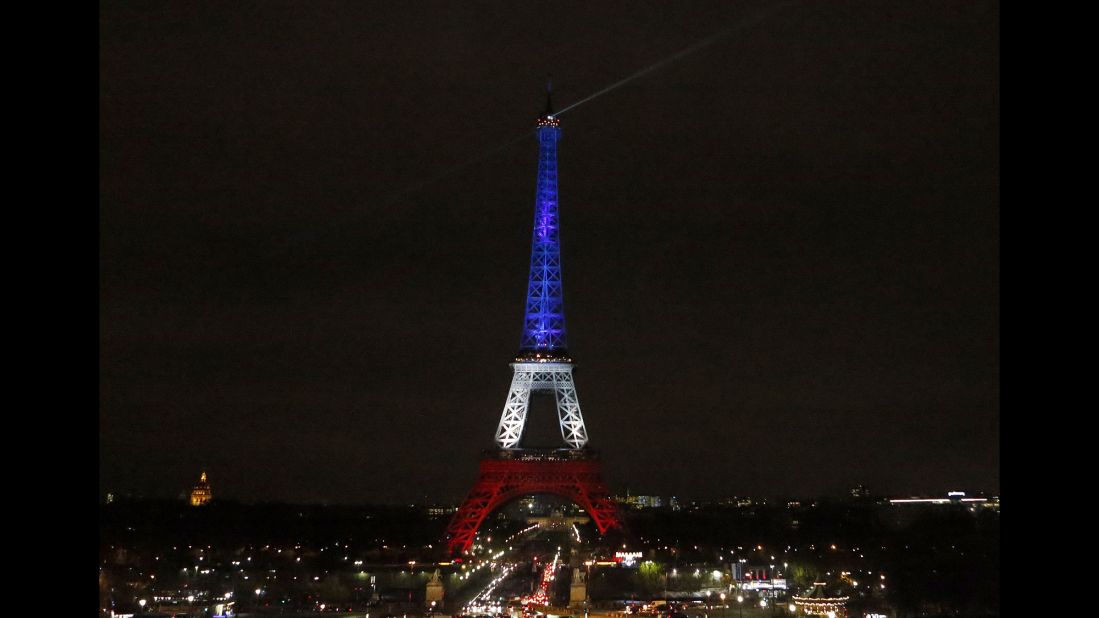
[{"left": 483, "top": 447, "right": 598, "bottom": 462}]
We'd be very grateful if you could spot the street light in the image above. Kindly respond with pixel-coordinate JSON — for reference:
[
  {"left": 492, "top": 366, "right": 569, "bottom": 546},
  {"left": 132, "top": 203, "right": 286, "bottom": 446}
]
[{"left": 719, "top": 592, "right": 726, "bottom": 618}]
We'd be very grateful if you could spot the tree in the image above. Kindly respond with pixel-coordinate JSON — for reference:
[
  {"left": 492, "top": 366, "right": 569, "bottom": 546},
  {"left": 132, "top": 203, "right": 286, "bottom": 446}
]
[
  {"left": 320, "top": 574, "right": 352, "bottom": 604},
  {"left": 633, "top": 562, "right": 664, "bottom": 595},
  {"left": 787, "top": 561, "right": 821, "bottom": 592}
]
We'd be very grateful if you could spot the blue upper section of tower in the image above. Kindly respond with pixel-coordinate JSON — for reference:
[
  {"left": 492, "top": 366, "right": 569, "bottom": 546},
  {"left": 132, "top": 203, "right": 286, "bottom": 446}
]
[{"left": 517, "top": 88, "right": 569, "bottom": 362}]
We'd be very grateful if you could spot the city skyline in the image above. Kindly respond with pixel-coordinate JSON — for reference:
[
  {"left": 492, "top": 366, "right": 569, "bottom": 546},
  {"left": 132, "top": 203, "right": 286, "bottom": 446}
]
[
  {"left": 100, "top": 1, "right": 999, "bottom": 504},
  {"left": 101, "top": 468, "right": 997, "bottom": 503}
]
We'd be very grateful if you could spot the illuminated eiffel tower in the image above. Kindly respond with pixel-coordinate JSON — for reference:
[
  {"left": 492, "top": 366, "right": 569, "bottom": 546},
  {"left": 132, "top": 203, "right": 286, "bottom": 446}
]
[{"left": 445, "top": 82, "right": 623, "bottom": 556}]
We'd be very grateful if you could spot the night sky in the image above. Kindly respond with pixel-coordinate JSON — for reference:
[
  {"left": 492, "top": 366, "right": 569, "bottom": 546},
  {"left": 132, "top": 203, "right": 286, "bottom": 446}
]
[{"left": 100, "top": 1, "right": 999, "bottom": 504}]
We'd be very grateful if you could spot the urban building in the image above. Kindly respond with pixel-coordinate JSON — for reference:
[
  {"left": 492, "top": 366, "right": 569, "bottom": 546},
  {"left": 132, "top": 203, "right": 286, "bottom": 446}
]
[
  {"left": 888, "top": 490, "right": 990, "bottom": 507},
  {"left": 614, "top": 492, "right": 665, "bottom": 509}
]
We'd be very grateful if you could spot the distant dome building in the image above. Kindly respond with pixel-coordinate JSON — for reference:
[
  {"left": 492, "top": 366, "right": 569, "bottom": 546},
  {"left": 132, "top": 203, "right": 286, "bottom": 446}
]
[{"left": 190, "top": 471, "right": 212, "bottom": 506}]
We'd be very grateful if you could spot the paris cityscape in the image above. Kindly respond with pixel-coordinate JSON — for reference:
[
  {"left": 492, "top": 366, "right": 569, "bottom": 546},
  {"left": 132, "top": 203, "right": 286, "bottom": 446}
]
[
  {"left": 101, "top": 480, "right": 998, "bottom": 618},
  {"left": 100, "top": 2, "right": 999, "bottom": 618}
]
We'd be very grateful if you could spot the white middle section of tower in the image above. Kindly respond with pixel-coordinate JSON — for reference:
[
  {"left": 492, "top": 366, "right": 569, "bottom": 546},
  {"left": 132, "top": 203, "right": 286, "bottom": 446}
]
[{"left": 494, "top": 362, "right": 589, "bottom": 450}]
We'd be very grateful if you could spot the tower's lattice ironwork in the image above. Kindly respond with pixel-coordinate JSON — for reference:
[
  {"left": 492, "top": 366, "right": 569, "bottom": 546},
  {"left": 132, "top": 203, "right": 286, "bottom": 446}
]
[
  {"left": 520, "top": 112, "right": 567, "bottom": 354},
  {"left": 445, "top": 84, "right": 623, "bottom": 556},
  {"left": 494, "top": 86, "right": 589, "bottom": 451},
  {"left": 495, "top": 364, "right": 587, "bottom": 450}
]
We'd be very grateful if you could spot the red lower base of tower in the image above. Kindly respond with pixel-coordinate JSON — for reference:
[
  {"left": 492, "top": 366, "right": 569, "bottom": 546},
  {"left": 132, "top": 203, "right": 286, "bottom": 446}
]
[{"left": 445, "top": 450, "right": 624, "bottom": 556}]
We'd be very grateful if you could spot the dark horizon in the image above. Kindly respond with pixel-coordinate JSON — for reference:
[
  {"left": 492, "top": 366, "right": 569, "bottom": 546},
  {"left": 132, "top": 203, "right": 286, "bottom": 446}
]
[
  {"left": 101, "top": 1, "right": 999, "bottom": 504},
  {"left": 101, "top": 486, "right": 1000, "bottom": 508}
]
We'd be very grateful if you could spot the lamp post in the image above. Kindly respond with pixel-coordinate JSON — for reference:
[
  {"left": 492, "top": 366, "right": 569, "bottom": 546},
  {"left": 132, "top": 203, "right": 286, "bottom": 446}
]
[
  {"left": 662, "top": 571, "right": 668, "bottom": 612},
  {"left": 768, "top": 565, "right": 776, "bottom": 616},
  {"left": 719, "top": 592, "right": 725, "bottom": 618},
  {"left": 736, "top": 594, "right": 743, "bottom": 618},
  {"left": 782, "top": 563, "right": 789, "bottom": 614}
]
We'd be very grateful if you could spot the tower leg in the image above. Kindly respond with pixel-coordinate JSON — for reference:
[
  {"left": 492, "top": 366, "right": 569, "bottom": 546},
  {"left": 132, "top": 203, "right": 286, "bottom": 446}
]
[
  {"left": 495, "top": 370, "right": 533, "bottom": 449},
  {"left": 553, "top": 369, "right": 588, "bottom": 449},
  {"left": 446, "top": 473, "right": 504, "bottom": 557}
]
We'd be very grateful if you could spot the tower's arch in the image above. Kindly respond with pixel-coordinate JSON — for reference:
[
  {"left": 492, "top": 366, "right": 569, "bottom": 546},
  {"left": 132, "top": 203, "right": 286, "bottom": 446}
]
[{"left": 445, "top": 455, "right": 622, "bottom": 556}]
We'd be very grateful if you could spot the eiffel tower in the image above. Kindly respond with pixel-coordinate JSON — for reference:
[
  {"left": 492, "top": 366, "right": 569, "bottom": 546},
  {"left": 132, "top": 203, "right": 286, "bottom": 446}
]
[{"left": 445, "top": 82, "right": 624, "bottom": 556}]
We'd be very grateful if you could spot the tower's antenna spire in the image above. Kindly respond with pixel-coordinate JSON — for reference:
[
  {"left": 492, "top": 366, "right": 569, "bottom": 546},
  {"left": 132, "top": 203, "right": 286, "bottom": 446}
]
[{"left": 544, "top": 73, "right": 554, "bottom": 116}]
